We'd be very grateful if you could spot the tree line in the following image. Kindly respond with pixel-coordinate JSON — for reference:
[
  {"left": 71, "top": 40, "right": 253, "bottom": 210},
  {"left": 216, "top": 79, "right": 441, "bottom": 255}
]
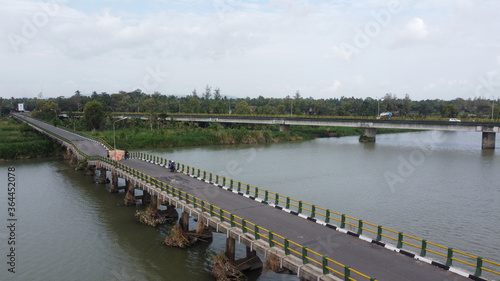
[{"left": 2, "top": 87, "right": 498, "bottom": 130}]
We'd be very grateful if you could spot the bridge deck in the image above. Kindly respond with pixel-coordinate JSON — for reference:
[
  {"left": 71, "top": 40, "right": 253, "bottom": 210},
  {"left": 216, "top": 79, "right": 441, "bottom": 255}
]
[{"left": 20, "top": 114, "right": 472, "bottom": 281}]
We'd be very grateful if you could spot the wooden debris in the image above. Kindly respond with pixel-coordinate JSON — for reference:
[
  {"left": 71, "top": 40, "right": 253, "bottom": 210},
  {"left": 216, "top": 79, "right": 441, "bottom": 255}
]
[
  {"left": 164, "top": 220, "right": 213, "bottom": 248},
  {"left": 164, "top": 224, "right": 191, "bottom": 248},
  {"left": 135, "top": 205, "right": 168, "bottom": 227},
  {"left": 212, "top": 251, "right": 247, "bottom": 281},
  {"left": 124, "top": 188, "right": 138, "bottom": 205}
]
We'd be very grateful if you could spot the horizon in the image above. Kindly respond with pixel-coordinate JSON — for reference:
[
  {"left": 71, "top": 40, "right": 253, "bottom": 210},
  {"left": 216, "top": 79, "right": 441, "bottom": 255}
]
[{"left": 1, "top": 1, "right": 500, "bottom": 101}]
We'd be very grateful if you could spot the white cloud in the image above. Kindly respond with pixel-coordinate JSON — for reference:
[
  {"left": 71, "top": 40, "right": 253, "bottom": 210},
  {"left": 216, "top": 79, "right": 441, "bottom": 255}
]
[
  {"left": 392, "top": 17, "right": 430, "bottom": 47},
  {"left": 325, "top": 46, "right": 351, "bottom": 61}
]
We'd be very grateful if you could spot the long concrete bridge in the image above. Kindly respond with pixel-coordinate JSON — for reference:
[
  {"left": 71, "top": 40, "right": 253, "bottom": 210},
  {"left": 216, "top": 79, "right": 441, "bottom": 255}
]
[
  {"left": 13, "top": 113, "right": 500, "bottom": 281},
  {"left": 112, "top": 113, "right": 500, "bottom": 149}
]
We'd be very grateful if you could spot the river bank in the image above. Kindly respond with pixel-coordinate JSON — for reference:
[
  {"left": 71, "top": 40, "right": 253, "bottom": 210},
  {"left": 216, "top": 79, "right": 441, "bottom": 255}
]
[
  {"left": 87, "top": 124, "right": 409, "bottom": 150},
  {"left": 0, "top": 116, "right": 64, "bottom": 160}
]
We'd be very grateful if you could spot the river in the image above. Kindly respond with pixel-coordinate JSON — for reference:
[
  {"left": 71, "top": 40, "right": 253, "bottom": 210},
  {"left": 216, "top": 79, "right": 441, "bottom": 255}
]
[{"left": 1, "top": 131, "right": 499, "bottom": 280}]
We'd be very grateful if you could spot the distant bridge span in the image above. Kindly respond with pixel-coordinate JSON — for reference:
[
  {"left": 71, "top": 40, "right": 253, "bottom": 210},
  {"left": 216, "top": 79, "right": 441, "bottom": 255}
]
[{"left": 116, "top": 114, "right": 500, "bottom": 149}]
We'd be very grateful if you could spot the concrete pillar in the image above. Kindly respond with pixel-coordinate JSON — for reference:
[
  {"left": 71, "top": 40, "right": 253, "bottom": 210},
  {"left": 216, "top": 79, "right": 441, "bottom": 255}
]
[
  {"left": 279, "top": 124, "right": 290, "bottom": 132},
  {"left": 110, "top": 171, "right": 119, "bottom": 193},
  {"left": 482, "top": 132, "right": 496, "bottom": 149},
  {"left": 150, "top": 195, "right": 158, "bottom": 209},
  {"left": 246, "top": 245, "right": 256, "bottom": 258},
  {"left": 165, "top": 204, "right": 179, "bottom": 221},
  {"left": 179, "top": 211, "right": 190, "bottom": 232},
  {"left": 360, "top": 128, "right": 376, "bottom": 142},
  {"left": 124, "top": 185, "right": 138, "bottom": 206},
  {"left": 125, "top": 179, "right": 133, "bottom": 191},
  {"left": 226, "top": 236, "right": 236, "bottom": 262},
  {"left": 143, "top": 191, "right": 151, "bottom": 204},
  {"left": 97, "top": 168, "right": 106, "bottom": 184},
  {"left": 364, "top": 128, "right": 376, "bottom": 138}
]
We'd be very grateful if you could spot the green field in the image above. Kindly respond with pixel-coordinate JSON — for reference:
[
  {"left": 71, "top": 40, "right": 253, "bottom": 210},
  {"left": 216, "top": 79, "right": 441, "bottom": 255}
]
[{"left": 0, "top": 117, "right": 63, "bottom": 160}]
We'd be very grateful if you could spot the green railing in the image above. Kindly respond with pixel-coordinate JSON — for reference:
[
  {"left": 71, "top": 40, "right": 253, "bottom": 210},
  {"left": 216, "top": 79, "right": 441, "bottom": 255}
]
[
  {"left": 130, "top": 151, "right": 500, "bottom": 280},
  {"left": 103, "top": 156, "right": 378, "bottom": 281}
]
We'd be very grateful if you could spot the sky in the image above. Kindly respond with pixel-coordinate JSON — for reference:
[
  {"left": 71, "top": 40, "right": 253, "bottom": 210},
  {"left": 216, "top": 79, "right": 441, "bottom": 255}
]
[{"left": 1, "top": 0, "right": 500, "bottom": 101}]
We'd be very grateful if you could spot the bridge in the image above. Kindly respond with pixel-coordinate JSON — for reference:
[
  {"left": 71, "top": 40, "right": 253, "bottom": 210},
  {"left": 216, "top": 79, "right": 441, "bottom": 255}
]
[
  {"left": 14, "top": 113, "right": 500, "bottom": 281},
  {"left": 110, "top": 113, "right": 500, "bottom": 149}
]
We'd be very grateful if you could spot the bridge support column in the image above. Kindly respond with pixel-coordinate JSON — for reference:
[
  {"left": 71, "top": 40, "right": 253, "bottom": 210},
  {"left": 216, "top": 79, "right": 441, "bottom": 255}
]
[
  {"left": 158, "top": 199, "right": 179, "bottom": 221},
  {"left": 97, "top": 168, "right": 107, "bottom": 184},
  {"left": 280, "top": 124, "right": 290, "bottom": 132},
  {"left": 125, "top": 179, "right": 132, "bottom": 191},
  {"left": 482, "top": 132, "right": 496, "bottom": 149},
  {"left": 179, "top": 211, "right": 190, "bottom": 232},
  {"left": 142, "top": 191, "right": 151, "bottom": 204},
  {"left": 124, "top": 185, "right": 138, "bottom": 205},
  {"left": 360, "top": 128, "right": 376, "bottom": 142},
  {"left": 226, "top": 236, "right": 236, "bottom": 262},
  {"left": 246, "top": 246, "right": 256, "bottom": 259},
  {"left": 110, "top": 171, "right": 119, "bottom": 193},
  {"left": 150, "top": 194, "right": 158, "bottom": 209},
  {"left": 165, "top": 203, "right": 179, "bottom": 220}
]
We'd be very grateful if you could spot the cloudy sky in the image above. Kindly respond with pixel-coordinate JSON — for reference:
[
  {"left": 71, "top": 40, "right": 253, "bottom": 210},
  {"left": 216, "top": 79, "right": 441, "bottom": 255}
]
[{"left": 1, "top": 0, "right": 500, "bottom": 101}]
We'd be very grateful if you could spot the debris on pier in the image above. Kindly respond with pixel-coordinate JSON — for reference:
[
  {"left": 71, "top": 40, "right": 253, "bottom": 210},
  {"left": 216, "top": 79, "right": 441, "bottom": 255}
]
[
  {"left": 124, "top": 188, "right": 138, "bottom": 205},
  {"left": 164, "top": 219, "right": 213, "bottom": 247},
  {"left": 135, "top": 205, "right": 168, "bottom": 227},
  {"left": 212, "top": 251, "right": 246, "bottom": 281},
  {"left": 164, "top": 224, "right": 191, "bottom": 248}
]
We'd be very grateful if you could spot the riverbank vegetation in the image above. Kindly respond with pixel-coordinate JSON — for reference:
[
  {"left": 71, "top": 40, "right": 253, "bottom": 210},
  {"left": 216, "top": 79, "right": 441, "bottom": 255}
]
[
  {"left": 0, "top": 117, "right": 63, "bottom": 160},
  {"left": 84, "top": 121, "right": 407, "bottom": 150}
]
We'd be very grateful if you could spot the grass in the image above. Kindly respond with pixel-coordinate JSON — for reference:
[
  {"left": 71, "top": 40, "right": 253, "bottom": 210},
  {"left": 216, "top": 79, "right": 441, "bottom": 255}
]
[
  {"left": 0, "top": 117, "right": 64, "bottom": 160},
  {"left": 80, "top": 122, "right": 412, "bottom": 150}
]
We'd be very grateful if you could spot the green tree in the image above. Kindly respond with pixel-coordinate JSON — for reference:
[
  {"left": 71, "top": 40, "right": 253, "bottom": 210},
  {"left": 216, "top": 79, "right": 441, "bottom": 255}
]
[
  {"left": 235, "top": 101, "right": 251, "bottom": 115},
  {"left": 33, "top": 100, "right": 59, "bottom": 121},
  {"left": 440, "top": 104, "right": 458, "bottom": 118},
  {"left": 83, "top": 100, "right": 105, "bottom": 130},
  {"left": 276, "top": 105, "right": 285, "bottom": 115}
]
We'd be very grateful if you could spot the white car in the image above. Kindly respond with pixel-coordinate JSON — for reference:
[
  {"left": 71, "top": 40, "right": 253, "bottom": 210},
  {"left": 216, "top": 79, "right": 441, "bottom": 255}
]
[{"left": 449, "top": 118, "right": 461, "bottom": 122}]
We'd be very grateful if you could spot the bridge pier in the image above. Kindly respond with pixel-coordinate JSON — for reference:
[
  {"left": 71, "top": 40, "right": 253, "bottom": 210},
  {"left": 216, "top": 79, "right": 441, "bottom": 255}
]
[
  {"left": 226, "top": 236, "right": 236, "bottom": 262},
  {"left": 143, "top": 190, "right": 151, "bottom": 204},
  {"left": 124, "top": 185, "right": 138, "bottom": 205},
  {"left": 223, "top": 236, "right": 263, "bottom": 272},
  {"left": 179, "top": 211, "right": 190, "bottom": 232},
  {"left": 97, "top": 168, "right": 108, "bottom": 184},
  {"left": 110, "top": 171, "right": 119, "bottom": 193},
  {"left": 280, "top": 124, "right": 290, "bottom": 132},
  {"left": 360, "top": 128, "right": 376, "bottom": 142},
  {"left": 125, "top": 179, "right": 133, "bottom": 191},
  {"left": 158, "top": 199, "right": 178, "bottom": 221},
  {"left": 482, "top": 132, "right": 496, "bottom": 149}
]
